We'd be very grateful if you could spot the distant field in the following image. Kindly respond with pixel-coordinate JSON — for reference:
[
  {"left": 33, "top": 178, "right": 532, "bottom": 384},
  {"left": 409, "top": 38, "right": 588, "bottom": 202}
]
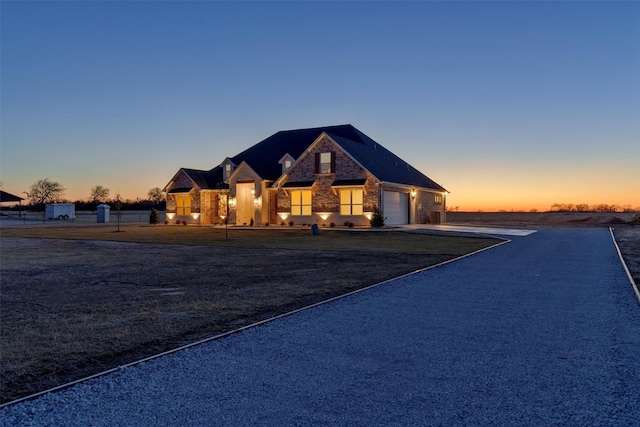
[{"left": 447, "top": 211, "right": 636, "bottom": 226}]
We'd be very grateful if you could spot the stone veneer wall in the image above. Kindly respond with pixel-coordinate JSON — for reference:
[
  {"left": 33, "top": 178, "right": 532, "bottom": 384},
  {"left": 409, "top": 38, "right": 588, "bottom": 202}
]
[
  {"left": 277, "top": 136, "right": 380, "bottom": 225},
  {"left": 166, "top": 172, "right": 200, "bottom": 223},
  {"left": 415, "top": 191, "right": 445, "bottom": 224}
]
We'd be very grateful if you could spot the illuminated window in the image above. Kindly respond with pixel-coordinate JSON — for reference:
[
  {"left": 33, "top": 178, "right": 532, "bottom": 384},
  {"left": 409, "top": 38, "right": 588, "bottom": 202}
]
[
  {"left": 284, "top": 160, "right": 291, "bottom": 170},
  {"left": 434, "top": 194, "right": 443, "bottom": 203},
  {"left": 176, "top": 194, "right": 191, "bottom": 215},
  {"left": 315, "top": 152, "right": 334, "bottom": 174},
  {"left": 291, "top": 190, "right": 312, "bottom": 215},
  {"left": 224, "top": 164, "right": 232, "bottom": 180},
  {"left": 340, "top": 189, "right": 363, "bottom": 215}
]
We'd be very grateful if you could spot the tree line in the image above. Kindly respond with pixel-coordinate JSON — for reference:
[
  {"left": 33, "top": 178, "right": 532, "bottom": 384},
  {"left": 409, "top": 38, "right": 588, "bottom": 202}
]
[
  {"left": 549, "top": 203, "right": 635, "bottom": 213},
  {"left": 12, "top": 178, "right": 166, "bottom": 211}
]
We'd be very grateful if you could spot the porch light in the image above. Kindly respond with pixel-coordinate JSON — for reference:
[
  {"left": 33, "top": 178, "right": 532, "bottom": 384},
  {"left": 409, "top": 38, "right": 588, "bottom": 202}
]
[
  {"left": 229, "top": 197, "right": 236, "bottom": 207},
  {"left": 317, "top": 212, "right": 331, "bottom": 221},
  {"left": 254, "top": 197, "right": 261, "bottom": 207},
  {"left": 166, "top": 213, "right": 175, "bottom": 220},
  {"left": 191, "top": 213, "right": 200, "bottom": 220},
  {"left": 364, "top": 212, "right": 373, "bottom": 220},
  {"left": 220, "top": 214, "right": 226, "bottom": 220},
  {"left": 411, "top": 190, "right": 417, "bottom": 199},
  {"left": 278, "top": 212, "right": 289, "bottom": 220},
  {"left": 250, "top": 188, "right": 255, "bottom": 195}
]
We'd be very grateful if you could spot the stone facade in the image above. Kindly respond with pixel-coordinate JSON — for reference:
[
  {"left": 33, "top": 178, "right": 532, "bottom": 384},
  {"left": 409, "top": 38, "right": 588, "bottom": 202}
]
[
  {"left": 275, "top": 136, "right": 381, "bottom": 226},
  {"left": 164, "top": 130, "right": 447, "bottom": 227}
]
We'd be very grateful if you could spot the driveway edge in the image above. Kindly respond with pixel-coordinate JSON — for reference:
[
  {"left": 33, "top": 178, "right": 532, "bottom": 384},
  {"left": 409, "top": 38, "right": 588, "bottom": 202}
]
[{"left": 609, "top": 227, "right": 640, "bottom": 305}]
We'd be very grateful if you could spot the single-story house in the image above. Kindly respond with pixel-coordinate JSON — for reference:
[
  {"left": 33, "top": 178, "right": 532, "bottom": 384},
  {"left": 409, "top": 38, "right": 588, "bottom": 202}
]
[{"left": 163, "top": 124, "right": 447, "bottom": 226}]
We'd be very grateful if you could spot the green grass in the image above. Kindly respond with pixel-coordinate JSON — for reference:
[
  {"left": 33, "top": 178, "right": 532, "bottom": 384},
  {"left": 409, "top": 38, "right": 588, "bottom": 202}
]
[{"left": 0, "top": 225, "right": 503, "bottom": 255}]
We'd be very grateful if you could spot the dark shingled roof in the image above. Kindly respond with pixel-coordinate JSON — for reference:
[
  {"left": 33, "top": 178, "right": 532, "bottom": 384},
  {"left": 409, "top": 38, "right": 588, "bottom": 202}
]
[
  {"left": 331, "top": 179, "right": 368, "bottom": 187},
  {"left": 177, "top": 125, "right": 446, "bottom": 192},
  {"left": 168, "top": 187, "right": 194, "bottom": 194},
  {"left": 0, "top": 190, "right": 24, "bottom": 202},
  {"left": 281, "top": 181, "right": 315, "bottom": 188},
  {"left": 325, "top": 128, "right": 446, "bottom": 191},
  {"left": 180, "top": 167, "right": 227, "bottom": 190}
]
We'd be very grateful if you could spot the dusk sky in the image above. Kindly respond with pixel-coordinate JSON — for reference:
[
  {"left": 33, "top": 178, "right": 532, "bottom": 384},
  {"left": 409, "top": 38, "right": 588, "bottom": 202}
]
[{"left": 1, "top": 1, "right": 638, "bottom": 211}]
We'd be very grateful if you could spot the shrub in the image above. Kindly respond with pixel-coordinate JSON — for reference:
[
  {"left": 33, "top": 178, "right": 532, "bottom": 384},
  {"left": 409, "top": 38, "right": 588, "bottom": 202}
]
[
  {"left": 288, "top": 220, "right": 294, "bottom": 226},
  {"left": 370, "top": 206, "right": 385, "bottom": 227},
  {"left": 176, "top": 219, "right": 181, "bottom": 225},
  {"left": 347, "top": 222, "right": 354, "bottom": 228},
  {"left": 182, "top": 220, "right": 188, "bottom": 226},
  {"left": 330, "top": 222, "right": 335, "bottom": 228},
  {"left": 164, "top": 220, "right": 169, "bottom": 225},
  {"left": 250, "top": 218, "right": 254, "bottom": 227},
  {"left": 149, "top": 209, "right": 159, "bottom": 225}
]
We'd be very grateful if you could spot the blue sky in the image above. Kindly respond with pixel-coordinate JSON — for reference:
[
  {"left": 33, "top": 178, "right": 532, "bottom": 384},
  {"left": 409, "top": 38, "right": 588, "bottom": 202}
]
[{"left": 1, "top": 1, "right": 638, "bottom": 210}]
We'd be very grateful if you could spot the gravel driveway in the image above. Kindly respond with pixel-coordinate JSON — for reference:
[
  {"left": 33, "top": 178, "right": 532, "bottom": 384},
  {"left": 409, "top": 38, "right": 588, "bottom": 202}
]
[{"left": 2, "top": 227, "right": 639, "bottom": 426}]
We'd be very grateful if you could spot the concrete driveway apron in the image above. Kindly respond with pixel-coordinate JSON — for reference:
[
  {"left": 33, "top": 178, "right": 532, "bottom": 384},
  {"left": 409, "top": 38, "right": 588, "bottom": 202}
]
[{"left": 2, "top": 228, "right": 639, "bottom": 426}]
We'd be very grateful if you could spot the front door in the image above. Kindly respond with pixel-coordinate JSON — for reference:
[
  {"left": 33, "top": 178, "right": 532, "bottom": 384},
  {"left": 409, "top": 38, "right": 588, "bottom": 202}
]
[{"left": 236, "top": 182, "right": 254, "bottom": 225}]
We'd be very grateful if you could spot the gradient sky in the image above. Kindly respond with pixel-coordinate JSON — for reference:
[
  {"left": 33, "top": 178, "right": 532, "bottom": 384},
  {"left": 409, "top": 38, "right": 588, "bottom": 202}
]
[{"left": 1, "top": 1, "right": 639, "bottom": 211}]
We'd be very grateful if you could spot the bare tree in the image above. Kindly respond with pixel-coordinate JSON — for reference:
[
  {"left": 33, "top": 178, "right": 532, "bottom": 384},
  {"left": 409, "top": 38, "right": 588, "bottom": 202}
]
[
  {"left": 147, "top": 187, "right": 165, "bottom": 206},
  {"left": 89, "top": 185, "right": 110, "bottom": 204},
  {"left": 26, "top": 179, "right": 65, "bottom": 207}
]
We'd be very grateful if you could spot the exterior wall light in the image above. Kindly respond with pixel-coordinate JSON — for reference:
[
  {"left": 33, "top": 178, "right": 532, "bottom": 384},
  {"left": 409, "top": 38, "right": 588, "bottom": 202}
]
[
  {"left": 250, "top": 188, "right": 255, "bottom": 196},
  {"left": 166, "top": 213, "right": 175, "bottom": 220},
  {"left": 278, "top": 212, "right": 289, "bottom": 220},
  {"left": 191, "top": 213, "right": 200, "bottom": 220},
  {"left": 229, "top": 197, "right": 236, "bottom": 207},
  {"left": 254, "top": 197, "right": 261, "bottom": 207},
  {"left": 364, "top": 212, "right": 373, "bottom": 220},
  {"left": 411, "top": 190, "right": 417, "bottom": 199},
  {"left": 317, "top": 212, "right": 331, "bottom": 221}
]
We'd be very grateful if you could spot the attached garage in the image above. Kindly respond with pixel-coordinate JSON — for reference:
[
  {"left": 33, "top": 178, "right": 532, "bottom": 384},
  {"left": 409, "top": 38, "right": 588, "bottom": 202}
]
[{"left": 383, "top": 191, "right": 409, "bottom": 225}]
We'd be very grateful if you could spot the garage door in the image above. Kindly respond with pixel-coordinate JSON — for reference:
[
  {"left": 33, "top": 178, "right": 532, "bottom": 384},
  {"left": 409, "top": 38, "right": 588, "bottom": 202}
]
[{"left": 383, "top": 191, "right": 409, "bottom": 225}]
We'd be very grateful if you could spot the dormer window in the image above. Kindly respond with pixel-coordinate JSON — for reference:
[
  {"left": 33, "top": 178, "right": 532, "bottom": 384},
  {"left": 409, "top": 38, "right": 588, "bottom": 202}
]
[
  {"left": 279, "top": 154, "right": 295, "bottom": 174},
  {"left": 222, "top": 159, "right": 236, "bottom": 180}
]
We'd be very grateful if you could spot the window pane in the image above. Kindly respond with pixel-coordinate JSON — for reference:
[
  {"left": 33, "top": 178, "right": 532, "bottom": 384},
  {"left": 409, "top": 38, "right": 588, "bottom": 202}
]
[
  {"left": 292, "top": 191, "right": 301, "bottom": 205},
  {"left": 320, "top": 152, "right": 331, "bottom": 173},
  {"left": 340, "top": 190, "right": 350, "bottom": 204},
  {"left": 340, "top": 205, "right": 351, "bottom": 215},
  {"left": 301, "top": 190, "right": 311, "bottom": 205},
  {"left": 292, "top": 206, "right": 301, "bottom": 215},
  {"left": 352, "top": 205, "right": 363, "bottom": 215},
  {"left": 352, "top": 190, "right": 363, "bottom": 205},
  {"left": 301, "top": 205, "right": 312, "bottom": 215}
]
